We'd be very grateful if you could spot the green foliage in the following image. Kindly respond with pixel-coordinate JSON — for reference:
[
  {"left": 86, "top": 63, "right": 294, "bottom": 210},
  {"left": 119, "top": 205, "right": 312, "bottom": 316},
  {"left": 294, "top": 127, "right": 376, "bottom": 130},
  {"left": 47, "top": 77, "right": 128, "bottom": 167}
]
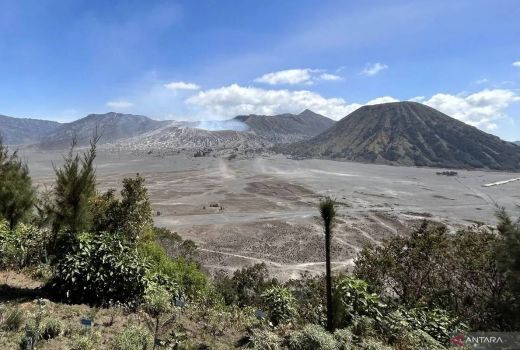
[
  {"left": 92, "top": 174, "right": 153, "bottom": 241},
  {"left": 52, "top": 137, "right": 98, "bottom": 236},
  {"left": 51, "top": 232, "right": 149, "bottom": 305},
  {"left": 285, "top": 274, "right": 326, "bottom": 325},
  {"left": 70, "top": 333, "right": 101, "bottom": 350},
  {"left": 215, "top": 263, "right": 274, "bottom": 307},
  {"left": 119, "top": 175, "right": 153, "bottom": 241},
  {"left": 495, "top": 207, "right": 520, "bottom": 329},
  {"left": 110, "top": 325, "right": 151, "bottom": 350},
  {"left": 0, "top": 139, "right": 35, "bottom": 229},
  {"left": 261, "top": 286, "right": 298, "bottom": 326},
  {"left": 332, "top": 276, "right": 385, "bottom": 329},
  {"left": 333, "top": 328, "right": 353, "bottom": 350},
  {"left": 0, "top": 220, "right": 47, "bottom": 268},
  {"left": 90, "top": 189, "right": 121, "bottom": 234},
  {"left": 288, "top": 324, "right": 337, "bottom": 350},
  {"left": 142, "top": 283, "right": 174, "bottom": 318},
  {"left": 39, "top": 316, "right": 64, "bottom": 339},
  {"left": 354, "top": 220, "right": 511, "bottom": 330},
  {"left": 2, "top": 306, "right": 25, "bottom": 331},
  {"left": 248, "top": 328, "right": 282, "bottom": 350},
  {"left": 359, "top": 338, "right": 392, "bottom": 350},
  {"left": 400, "top": 307, "right": 466, "bottom": 344},
  {"left": 351, "top": 316, "right": 377, "bottom": 339},
  {"left": 394, "top": 329, "right": 445, "bottom": 350},
  {"left": 139, "top": 240, "right": 208, "bottom": 300}
]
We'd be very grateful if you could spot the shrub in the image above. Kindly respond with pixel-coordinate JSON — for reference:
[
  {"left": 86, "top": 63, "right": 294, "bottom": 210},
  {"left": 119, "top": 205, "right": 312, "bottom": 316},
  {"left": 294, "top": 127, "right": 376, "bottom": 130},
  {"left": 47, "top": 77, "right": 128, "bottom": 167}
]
[
  {"left": 215, "top": 263, "right": 274, "bottom": 307},
  {"left": 0, "top": 220, "right": 47, "bottom": 268},
  {"left": 354, "top": 221, "right": 510, "bottom": 330},
  {"left": 351, "top": 316, "right": 377, "bottom": 338},
  {"left": 394, "top": 329, "right": 444, "bottom": 350},
  {"left": 110, "top": 325, "right": 151, "bottom": 350},
  {"left": 29, "top": 263, "right": 53, "bottom": 282},
  {"left": 39, "top": 316, "right": 64, "bottom": 339},
  {"left": 332, "top": 276, "right": 385, "bottom": 329},
  {"left": 360, "top": 338, "right": 393, "bottom": 350},
  {"left": 70, "top": 334, "right": 100, "bottom": 350},
  {"left": 261, "top": 286, "right": 298, "bottom": 326},
  {"left": 334, "top": 328, "right": 353, "bottom": 350},
  {"left": 285, "top": 274, "right": 325, "bottom": 325},
  {"left": 2, "top": 306, "right": 25, "bottom": 331},
  {"left": 51, "top": 232, "right": 149, "bottom": 305},
  {"left": 248, "top": 328, "right": 282, "bottom": 350},
  {"left": 401, "top": 307, "right": 466, "bottom": 344},
  {"left": 139, "top": 240, "right": 208, "bottom": 299},
  {"left": 288, "top": 324, "right": 337, "bottom": 350}
]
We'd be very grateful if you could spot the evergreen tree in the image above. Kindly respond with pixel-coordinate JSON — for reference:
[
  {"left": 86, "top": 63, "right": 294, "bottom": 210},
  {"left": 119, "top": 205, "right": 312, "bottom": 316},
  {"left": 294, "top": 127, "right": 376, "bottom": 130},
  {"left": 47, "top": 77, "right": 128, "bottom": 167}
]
[
  {"left": 0, "top": 138, "right": 35, "bottom": 229},
  {"left": 52, "top": 136, "right": 98, "bottom": 236},
  {"left": 119, "top": 174, "right": 153, "bottom": 241},
  {"left": 319, "top": 197, "right": 336, "bottom": 332}
]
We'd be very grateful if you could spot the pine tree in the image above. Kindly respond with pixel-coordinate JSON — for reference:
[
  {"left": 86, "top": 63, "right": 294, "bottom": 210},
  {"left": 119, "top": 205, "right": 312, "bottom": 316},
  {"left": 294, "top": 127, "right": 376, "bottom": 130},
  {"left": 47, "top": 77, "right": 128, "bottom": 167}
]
[
  {"left": 320, "top": 196, "right": 336, "bottom": 332},
  {"left": 52, "top": 136, "right": 98, "bottom": 236},
  {"left": 0, "top": 138, "right": 35, "bottom": 229}
]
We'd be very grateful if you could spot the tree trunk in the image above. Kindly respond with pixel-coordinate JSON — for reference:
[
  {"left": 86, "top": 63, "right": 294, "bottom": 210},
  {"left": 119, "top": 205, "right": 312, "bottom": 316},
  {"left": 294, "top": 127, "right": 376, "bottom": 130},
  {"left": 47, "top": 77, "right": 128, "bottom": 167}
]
[{"left": 325, "top": 223, "right": 334, "bottom": 332}]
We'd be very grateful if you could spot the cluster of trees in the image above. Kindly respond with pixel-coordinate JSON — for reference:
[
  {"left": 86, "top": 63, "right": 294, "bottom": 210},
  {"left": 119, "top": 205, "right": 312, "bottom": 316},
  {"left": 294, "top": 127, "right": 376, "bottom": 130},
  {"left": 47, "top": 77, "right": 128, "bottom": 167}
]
[
  {"left": 0, "top": 137, "right": 207, "bottom": 307},
  {"left": 1, "top": 136, "right": 519, "bottom": 349}
]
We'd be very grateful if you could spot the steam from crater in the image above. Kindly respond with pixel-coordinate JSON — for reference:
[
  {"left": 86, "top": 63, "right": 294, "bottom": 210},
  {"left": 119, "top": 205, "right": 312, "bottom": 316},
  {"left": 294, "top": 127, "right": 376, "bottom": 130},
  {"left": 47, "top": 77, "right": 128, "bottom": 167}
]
[{"left": 195, "top": 119, "right": 249, "bottom": 132}]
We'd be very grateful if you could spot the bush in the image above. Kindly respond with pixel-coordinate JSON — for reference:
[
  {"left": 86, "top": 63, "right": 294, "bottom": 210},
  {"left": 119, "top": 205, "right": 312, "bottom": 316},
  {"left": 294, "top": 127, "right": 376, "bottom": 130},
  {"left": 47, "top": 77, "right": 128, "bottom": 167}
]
[
  {"left": 39, "top": 316, "right": 64, "bottom": 339},
  {"left": 51, "top": 232, "right": 149, "bottom": 305},
  {"left": 215, "top": 263, "right": 274, "bottom": 307},
  {"left": 139, "top": 240, "right": 208, "bottom": 300},
  {"left": 261, "top": 286, "right": 298, "bottom": 326},
  {"left": 0, "top": 220, "right": 47, "bottom": 269},
  {"left": 288, "top": 324, "right": 337, "bottom": 350},
  {"left": 354, "top": 221, "right": 509, "bottom": 330},
  {"left": 2, "top": 306, "right": 25, "bottom": 331},
  {"left": 110, "top": 325, "right": 151, "bottom": 350},
  {"left": 400, "top": 307, "right": 466, "bottom": 344},
  {"left": 248, "top": 328, "right": 283, "bottom": 350},
  {"left": 334, "top": 328, "right": 353, "bottom": 350},
  {"left": 394, "top": 329, "right": 444, "bottom": 350},
  {"left": 70, "top": 334, "right": 100, "bottom": 350},
  {"left": 360, "top": 338, "right": 393, "bottom": 350},
  {"left": 285, "top": 274, "right": 325, "bottom": 325},
  {"left": 332, "top": 276, "right": 385, "bottom": 329},
  {"left": 351, "top": 316, "right": 377, "bottom": 338}
]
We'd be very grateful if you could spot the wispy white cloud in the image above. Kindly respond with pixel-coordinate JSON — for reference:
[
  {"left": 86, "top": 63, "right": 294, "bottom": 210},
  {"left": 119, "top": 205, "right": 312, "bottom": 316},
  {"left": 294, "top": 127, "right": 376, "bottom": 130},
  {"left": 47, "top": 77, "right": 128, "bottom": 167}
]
[
  {"left": 106, "top": 100, "right": 133, "bottom": 109},
  {"left": 254, "top": 69, "right": 315, "bottom": 85},
  {"left": 319, "top": 73, "right": 342, "bottom": 81},
  {"left": 513, "top": 61, "right": 520, "bottom": 68},
  {"left": 474, "top": 78, "right": 489, "bottom": 85},
  {"left": 361, "top": 62, "right": 388, "bottom": 76},
  {"left": 164, "top": 81, "right": 200, "bottom": 91},
  {"left": 254, "top": 68, "right": 342, "bottom": 85}
]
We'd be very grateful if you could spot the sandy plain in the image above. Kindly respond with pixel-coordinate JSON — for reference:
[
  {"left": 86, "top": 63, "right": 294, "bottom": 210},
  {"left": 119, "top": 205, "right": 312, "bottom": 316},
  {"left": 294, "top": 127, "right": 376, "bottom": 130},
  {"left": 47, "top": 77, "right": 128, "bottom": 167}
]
[{"left": 21, "top": 149, "right": 520, "bottom": 280}]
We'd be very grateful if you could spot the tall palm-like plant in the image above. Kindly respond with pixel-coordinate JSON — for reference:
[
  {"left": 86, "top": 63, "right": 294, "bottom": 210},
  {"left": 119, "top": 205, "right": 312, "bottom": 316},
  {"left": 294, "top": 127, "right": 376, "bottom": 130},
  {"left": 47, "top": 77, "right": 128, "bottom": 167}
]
[{"left": 320, "top": 196, "right": 336, "bottom": 332}]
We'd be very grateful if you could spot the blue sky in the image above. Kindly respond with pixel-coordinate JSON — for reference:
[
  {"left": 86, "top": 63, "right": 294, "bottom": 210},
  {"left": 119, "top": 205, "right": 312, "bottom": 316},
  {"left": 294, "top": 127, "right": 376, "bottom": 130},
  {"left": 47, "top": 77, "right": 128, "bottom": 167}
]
[{"left": 1, "top": 0, "right": 520, "bottom": 140}]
